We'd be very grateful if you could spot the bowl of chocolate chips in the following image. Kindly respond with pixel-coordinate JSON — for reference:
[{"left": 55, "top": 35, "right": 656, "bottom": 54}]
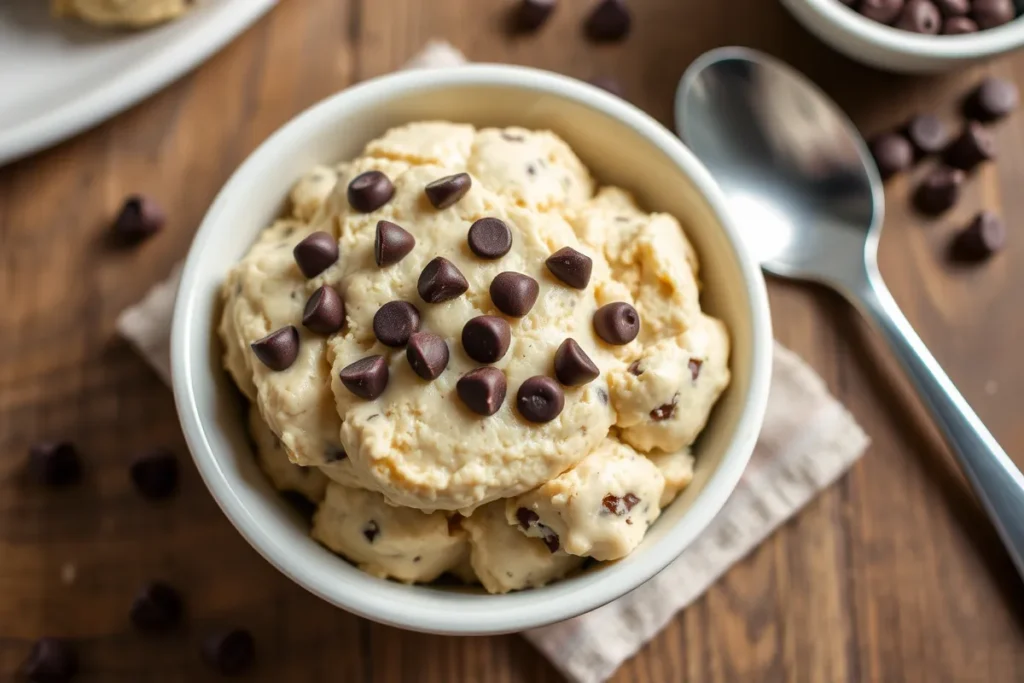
[{"left": 781, "top": 0, "right": 1024, "bottom": 72}]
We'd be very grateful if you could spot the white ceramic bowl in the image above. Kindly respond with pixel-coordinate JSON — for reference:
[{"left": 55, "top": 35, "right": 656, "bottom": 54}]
[
  {"left": 171, "top": 64, "right": 772, "bottom": 635},
  {"left": 781, "top": 0, "right": 1024, "bottom": 72}
]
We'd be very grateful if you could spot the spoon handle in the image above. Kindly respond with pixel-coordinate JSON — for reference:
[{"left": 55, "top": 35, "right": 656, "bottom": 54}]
[{"left": 852, "top": 275, "right": 1024, "bottom": 579}]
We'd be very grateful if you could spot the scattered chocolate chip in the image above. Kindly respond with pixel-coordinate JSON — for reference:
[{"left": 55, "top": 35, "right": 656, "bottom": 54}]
[
  {"left": 859, "top": 0, "right": 905, "bottom": 23},
  {"left": 339, "top": 355, "right": 389, "bottom": 400},
  {"left": 202, "top": 629, "right": 255, "bottom": 676},
  {"left": 418, "top": 256, "right": 469, "bottom": 303},
  {"left": 688, "top": 359, "right": 703, "bottom": 381},
  {"left": 280, "top": 490, "right": 317, "bottom": 522},
  {"left": 292, "top": 231, "right": 338, "bottom": 278},
  {"left": 589, "top": 76, "right": 625, "bottom": 98},
  {"left": 515, "top": 0, "right": 556, "bottom": 31},
  {"left": 601, "top": 492, "right": 640, "bottom": 515},
  {"left": 895, "top": 0, "right": 942, "bottom": 33},
  {"left": 515, "top": 508, "right": 559, "bottom": 552},
  {"left": 406, "top": 332, "right": 449, "bottom": 380},
  {"left": 425, "top": 173, "right": 472, "bottom": 209},
  {"left": 972, "top": 0, "right": 1015, "bottom": 29},
  {"left": 628, "top": 360, "right": 644, "bottom": 376},
  {"left": 584, "top": 0, "right": 631, "bottom": 42},
  {"left": 250, "top": 326, "right": 300, "bottom": 371},
  {"left": 554, "top": 339, "right": 600, "bottom": 386},
  {"left": 375, "top": 220, "right": 415, "bottom": 266},
  {"left": 593, "top": 302, "right": 640, "bottom": 345},
  {"left": 517, "top": 376, "right": 565, "bottom": 423},
  {"left": 28, "top": 442, "right": 81, "bottom": 487},
  {"left": 545, "top": 247, "right": 593, "bottom": 289},
  {"left": 363, "top": 520, "right": 380, "bottom": 543},
  {"left": 21, "top": 638, "right": 77, "bottom": 683},
  {"left": 516, "top": 507, "right": 540, "bottom": 529},
  {"left": 905, "top": 114, "right": 949, "bottom": 156},
  {"left": 130, "top": 448, "right": 178, "bottom": 500},
  {"left": 943, "top": 15, "right": 978, "bottom": 32},
  {"left": 651, "top": 394, "right": 679, "bottom": 421},
  {"left": 935, "top": 0, "right": 969, "bottom": 14},
  {"left": 951, "top": 211, "right": 1006, "bottom": 262},
  {"left": 914, "top": 166, "right": 964, "bottom": 215},
  {"left": 489, "top": 272, "right": 539, "bottom": 317},
  {"left": 468, "top": 217, "right": 513, "bottom": 259},
  {"left": 945, "top": 122, "right": 995, "bottom": 170},
  {"left": 347, "top": 170, "right": 395, "bottom": 212},
  {"left": 457, "top": 367, "right": 507, "bottom": 416},
  {"left": 302, "top": 286, "right": 345, "bottom": 335},
  {"left": 462, "top": 316, "right": 512, "bottom": 363},
  {"left": 869, "top": 133, "right": 914, "bottom": 179},
  {"left": 966, "top": 77, "right": 1019, "bottom": 122},
  {"left": 112, "top": 195, "right": 165, "bottom": 244},
  {"left": 130, "top": 581, "right": 183, "bottom": 632},
  {"left": 372, "top": 301, "right": 421, "bottom": 347}
]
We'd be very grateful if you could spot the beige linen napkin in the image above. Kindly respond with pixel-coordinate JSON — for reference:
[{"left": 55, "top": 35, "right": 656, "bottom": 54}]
[{"left": 116, "top": 41, "right": 869, "bottom": 683}]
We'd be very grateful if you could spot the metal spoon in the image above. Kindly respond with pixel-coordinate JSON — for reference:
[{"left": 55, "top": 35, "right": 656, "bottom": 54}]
[{"left": 676, "top": 46, "right": 1024, "bottom": 579}]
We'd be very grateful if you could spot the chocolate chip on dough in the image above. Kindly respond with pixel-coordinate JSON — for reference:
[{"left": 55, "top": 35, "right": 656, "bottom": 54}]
[
  {"left": 251, "top": 326, "right": 300, "bottom": 371},
  {"left": 593, "top": 302, "right": 640, "bottom": 345},
  {"left": 340, "top": 356, "right": 389, "bottom": 400},
  {"left": 348, "top": 171, "right": 395, "bottom": 212},
  {"left": 553, "top": 338, "right": 600, "bottom": 386},
  {"left": 457, "top": 367, "right": 507, "bottom": 416},
  {"left": 489, "top": 272, "right": 539, "bottom": 317},
  {"left": 425, "top": 173, "right": 472, "bottom": 209},
  {"left": 375, "top": 220, "right": 416, "bottom": 266}
]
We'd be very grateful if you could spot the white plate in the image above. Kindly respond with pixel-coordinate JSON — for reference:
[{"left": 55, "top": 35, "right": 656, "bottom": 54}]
[{"left": 0, "top": 0, "right": 277, "bottom": 166}]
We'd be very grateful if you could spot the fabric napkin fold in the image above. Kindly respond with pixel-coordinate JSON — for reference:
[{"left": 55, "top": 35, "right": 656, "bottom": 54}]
[{"left": 116, "top": 40, "right": 869, "bottom": 683}]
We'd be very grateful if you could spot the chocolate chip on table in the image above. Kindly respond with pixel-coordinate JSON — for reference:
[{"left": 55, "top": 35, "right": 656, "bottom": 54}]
[
  {"left": 457, "top": 367, "right": 508, "bottom": 416},
  {"left": 130, "top": 581, "right": 184, "bottom": 632},
  {"left": 28, "top": 442, "right": 81, "bottom": 487},
  {"left": 418, "top": 256, "right": 469, "bottom": 303},
  {"left": 905, "top": 114, "right": 949, "bottom": 157},
  {"left": 372, "top": 301, "right": 421, "bottom": 347},
  {"left": 869, "top": 132, "right": 914, "bottom": 179},
  {"left": 858, "top": 0, "right": 905, "bottom": 23},
  {"left": 895, "top": 0, "right": 942, "bottom": 33},
  {"left": 468, "top": 217, "right": 513, "bottom": 259},
  {"left": 689, "top": 358, "right": 703, "bottom": 381},
  {"left": 553, "top": 338, "right": 600, "bottom": 386},
  {"left": 650, "top": 395, "right": 679, "bottom": 421},
  {"left": 112, "top": 194, "right": 165, "bottom": 244},
  {"left": 584, "top": 0, "right": 631, "bottom": 42},
  {"left": 347, "top": 170, "right": 395, "bottom": 212},
  {"left": 406, "top": 332, "right": 449, "bottom": 380},
  {"left": 375, "top": 220, "right": 416, "bottom": 266},
  {"left": 130, "top": 448, "right": 178, "bottom": 500},
  {"left": 514, "top": 0, "right": 556, "bottom": 32},
  {"left": 914, "top": 166, "right": 965, "bottom": 215},
  {"left": 425, "top": 172, "right": 472, "bottom": 209},
  {"left": 601, "top": 492, "right": 640, "bottom": 515},
  {"left": 589, "top": 76, "right": 625, "bottom": 98},
  {"left": 302, "top": 285, "right": 345, "bottom": 335},
  {"left": 202, "top": 628, "right": 255, "bottom": 676},
  {"left": 462, "top": 316, "right": 512, "bottom": 363},
  {"left": 945, "top": 122, "right": 995, "bottom": 170},
  {"left": 293, "top": 231, "right": 339, "bottom": 278},
  {"left": 21, "top": 638, "right": 78, "bottom": 683},
  {"left": 593, "top": 302, "right": 640, "bottom": 345},
  {"left": 966, "top": 77, "right": 1020, "bottom": 122},
  {"left": 339, "top": 355, "right": 389, "bottom": 400},
  {"left": 489, "top": 272, "right": 540, "bottom": 317},
  {"left": 545, "top": 246, "right": 593, "bottom": 289},
  {"left": 943, "top": 15, "right": 979, "bottom": 32},
  {"left": 517, "top": 376, "right": 566, "bottom": 423},
  {"left": 951, "top": 211, "right": 1006, "bottom": 261},
  {"left": 972, "top": 0, "right": 1016, "bottom": 29},
  {"left": 250, "top": 326, "right": 300, "bottom": 371},
  {"left": 363, "top": 520, "right": 380, "bottom": 543},
  {"left": 935, "top": 0, "right": 969, "bottom": 13}
]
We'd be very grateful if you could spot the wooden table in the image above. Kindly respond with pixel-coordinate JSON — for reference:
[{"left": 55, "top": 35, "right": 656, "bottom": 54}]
[{"left": 3, "top": 0, "right": 1024, "bottom": 680}]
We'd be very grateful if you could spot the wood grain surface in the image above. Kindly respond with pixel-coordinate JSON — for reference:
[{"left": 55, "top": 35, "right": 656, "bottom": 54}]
[{"left": 2, "top": 0, "right": 1024, "bottom": 681}]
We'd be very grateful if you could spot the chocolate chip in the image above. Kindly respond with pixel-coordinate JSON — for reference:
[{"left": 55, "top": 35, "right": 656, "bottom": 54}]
[
  {"left": 951, "top": 211, "right": 1006, "bottom": 262},
  {"left": 112, "top": 194, "right": 165, "bottom": 244},
  {"left": 914, "top": 166, "right": 964, "bottom": 215},
  {"left": 468, "top": 217, "right": 513, "bottom": 259},
  {"left": 375, "top": 220, "right": 416, "bottom": 266},
  {"left": 457, "top": 367, "right": 507, "bottom": 416},
  {"left": 339, "top": 355, "right": 389, "bottom": 400},
  {"left": 943, "top": 15, "right": 978, "bottom": 32},
  {"left": 302, "top": 286, "right": 345, "bottom": 335},
  {"left": 689, "top": 359, "right": 703, "bottom": 381},
  {"left": 935, "top": 0, "right": 968, "bottom": 14},
  {"left": 21, "top": 638, "right": 77, "bottom": 683},
  {"left": 489, "top": 272, "right": 539, "bottom": 317},
  {"left": 363, "top": 520, "right": 380, "bottom": 543},
  {"left": 966, "top": 78, "right": 1019, "bottom": 122},
  {"left": 425, "top": 173, "right": 472, "bottom": 209},
  {"left": 972, "top": 0, "right": 1015, "bottom": 29},
  {"left": 651, "top": 395, "right": 679, "bottom": 421},
  {"left": 895, "top": 0, "right": 941, "bottom": 33},
  {"left": 130, "top": 581, "right": 183, "bottom": 632},
  {"left": 406, "top": 332, "right": 449, "bottom": 380},
  {"left": 859, "top": 0, "right": 904, "bottom": 23},
  {"left": 945, "top": 122, "right": 995, "bottom": 170},
  {"left": 372, "top": 301, "right": 421, "bottom": 347},
  {"left": 280, "top": 490, "right": 317, "bottom": 523},
  {"left": 516, "top": 507, "right": 540, "bottom": 529},
  {"left": 905, "top": 115, "right": 949, "bottom": 156},
  {"left": 628, "top": 360, "right": 644, "bottom": 376},
  {"left": 584, "top": 0, "right": 631, "bottom": 41},
  {"left": 869, "top": 133, "right": 914, "bottom": 179},
  {"left": 589, "top": 76, "right": 625, "bottom": 98},
  {"left": 347, "top": 170, "right": 395, "bottom": 212},
  {"left": 601, "top": 493, "right": 640, "bottom": 515},
  {"left": 554, "top": 338, "right": 600, "bottom": 386},
  {"left": 202, "top": 629, "right": 255, "bottom": 676},
  {"left": 515, "top": 507, "right": 559, "bottom": 552},
  {"left": 515, "top": 0, "right": 556, "bottom": 31},
  {"left": 462, "top": 316, "right": 512, "bottom": 363},
  {"left": 251, "top": 326, "right": 300, "bottom": 371},
  {"left": 418, "top": 256, "right": 469, "bottom": 303},
  {"left": 545, "top": 246, "right": 593, "bottom": 289},
  {"left": 324, "top": 445, "right": 347, "bottom": 462},
  {"left": 293, "top": 231, "right": 338, "bottom": 278},
  {"left": 28, "top": 442, "right": 81, "bottom": 487},
  {"left": 130, "top": 448, "right": 178, "bottom": 500},
  {"left": 593, "top": 302, "right": 640, "bottom": 345},
  {"left": 597, "top": 387, "right": 609, "bottom": 404},
  {"left": 517, "top": 376, "right": 565, "bottom": 423}
]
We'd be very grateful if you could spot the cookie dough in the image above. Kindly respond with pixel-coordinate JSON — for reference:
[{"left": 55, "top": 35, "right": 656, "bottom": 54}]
[
  {"left": 248, "top": 406, "right": 327, "bottom": 503},
  {"left": 52, "top": 0, "right": 191, "bottom": 27}
]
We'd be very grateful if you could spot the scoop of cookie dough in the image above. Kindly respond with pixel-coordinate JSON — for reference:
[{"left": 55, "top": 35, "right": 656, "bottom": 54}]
[
  {"left": 647, "top": 449, "right": 695, "bottom": 508},
  {"left": 52, "top": 0, "right": 191, "bottom": 27},
  {"left": 248, "top": 406, "right": 327, "bottom": 503},
  {"left": 312, "top": 483, "right": 467, "bottom": 583}
]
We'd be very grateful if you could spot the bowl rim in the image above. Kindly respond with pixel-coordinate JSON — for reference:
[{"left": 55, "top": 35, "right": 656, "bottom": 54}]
[
  {"left": 796, "top": 0, "right": 1024, "bottom": 57},
  {"left": 170, "top": 63, "right": 773, "bottom": 634}
]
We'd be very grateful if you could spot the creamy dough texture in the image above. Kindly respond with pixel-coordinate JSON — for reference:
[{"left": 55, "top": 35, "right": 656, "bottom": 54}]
[
  {"left": 52, "top": 0, "right": 191, "bottom": 27},
  {"left": 221, "top": 122, "right": 731, "bottom": 593}
]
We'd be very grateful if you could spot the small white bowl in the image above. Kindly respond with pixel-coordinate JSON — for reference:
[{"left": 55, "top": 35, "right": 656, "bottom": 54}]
[
  {"left": 170, "top": 64, "right": 772, "bottom": 635},
  {"left": 781, "top": 0, "right": 1024, "bottom": 73}
]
